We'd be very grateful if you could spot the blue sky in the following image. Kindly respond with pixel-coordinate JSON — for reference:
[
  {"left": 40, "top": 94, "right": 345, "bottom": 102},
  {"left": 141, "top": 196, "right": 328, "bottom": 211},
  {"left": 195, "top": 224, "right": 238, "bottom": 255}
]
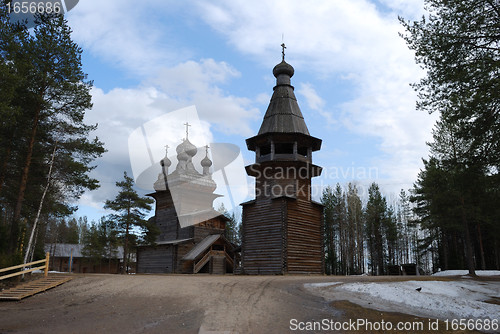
[{"left": 63, "top": 0, "right": 437, "bottom": 222}]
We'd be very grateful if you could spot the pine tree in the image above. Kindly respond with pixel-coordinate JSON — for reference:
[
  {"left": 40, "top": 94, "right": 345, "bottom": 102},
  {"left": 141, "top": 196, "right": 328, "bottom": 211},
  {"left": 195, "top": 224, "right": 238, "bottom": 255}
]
[
  {"left": 400, "top": 0, "right": 500, "bottom": 169},
  {"left": 218, "top": 203, "right": 240, "bottom": 246},
  {"left": 0, "top": 6, "right": 105, "bottom": 260},
  {"left": 104, "top": 172, "right": 154, "bottom": 274},
  {"left": 82, "top": 217, "right": 119, "bottom": 272},
  {"left": 321, "top": 186, "right": 338, "bottom": 275},
  {"left": 365, "top": 183, "right": 387, "bottom": 275},
  {"left": 346, "top": 183, "right": 364, "bottom": 274},
  {"left": 401, "top": 0, "right": 500, "bottom": 276}
]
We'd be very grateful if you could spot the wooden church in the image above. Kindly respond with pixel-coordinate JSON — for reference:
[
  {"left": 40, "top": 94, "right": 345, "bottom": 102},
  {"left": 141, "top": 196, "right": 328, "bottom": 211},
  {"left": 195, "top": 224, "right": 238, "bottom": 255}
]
[
  {"left": 240, "top": 46, "right": 324, "bottom": 274},
  {"left": 136, "top": 132, "right": 235, "bottom": 274}
]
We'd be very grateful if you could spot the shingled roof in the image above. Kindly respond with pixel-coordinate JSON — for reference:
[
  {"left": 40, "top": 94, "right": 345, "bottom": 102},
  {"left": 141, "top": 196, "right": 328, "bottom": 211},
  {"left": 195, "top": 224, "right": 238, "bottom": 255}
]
[{"left": 257, "top": 60, "right": 310, "bottom": 135}]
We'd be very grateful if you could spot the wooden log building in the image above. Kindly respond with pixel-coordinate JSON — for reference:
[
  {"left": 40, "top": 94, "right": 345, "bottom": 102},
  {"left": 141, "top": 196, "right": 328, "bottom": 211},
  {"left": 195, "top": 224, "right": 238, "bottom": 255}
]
[
  {"left": 45, "top": 243, "right": 124, "bottom": 274},
  {"left": 136, "top": 134, "right": 235, "bottom": 274},
  {"left": 241, "top": 47, "right": 324, "bottom": 274}
]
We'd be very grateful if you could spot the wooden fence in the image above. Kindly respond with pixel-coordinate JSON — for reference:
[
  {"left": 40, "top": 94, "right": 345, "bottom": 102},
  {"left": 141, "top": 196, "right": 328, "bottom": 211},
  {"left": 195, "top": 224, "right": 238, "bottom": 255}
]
[{"left": 0, "top": 252, "right": 50, "bottom": 281}]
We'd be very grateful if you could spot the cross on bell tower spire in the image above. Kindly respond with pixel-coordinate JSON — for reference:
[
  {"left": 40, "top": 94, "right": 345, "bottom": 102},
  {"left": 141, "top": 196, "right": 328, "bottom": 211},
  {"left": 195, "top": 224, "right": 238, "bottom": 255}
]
[{"left": 281, "top": 43, "right": 286, "bottom": 61}]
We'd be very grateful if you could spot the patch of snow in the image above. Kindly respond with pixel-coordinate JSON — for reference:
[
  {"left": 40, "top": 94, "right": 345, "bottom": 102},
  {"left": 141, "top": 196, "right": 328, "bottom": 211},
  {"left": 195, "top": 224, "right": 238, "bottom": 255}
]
[
  {"left": 306, "top": 280, "right": 500, "bottom": 321},
  {"left": 304, "top": 282, "right": 342, "bottom": 288},
  {"left": 31, "top": 269, "right": 69, "bottom": 274},
  {"left": 432, "top": 270, "right": 500, "bottom": 277}
]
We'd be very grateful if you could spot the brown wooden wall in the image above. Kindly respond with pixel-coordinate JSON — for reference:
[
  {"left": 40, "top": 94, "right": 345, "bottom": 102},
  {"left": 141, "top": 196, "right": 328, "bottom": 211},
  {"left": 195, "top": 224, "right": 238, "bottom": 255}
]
[
  {"left": 49, "top": 257, "right": 121, "bottom": 274},
  {"left": 285, "top": 199, "right": 323, "bottom": 274},
  {"left": 154, "top": 190, "right": 181, "bottom": 241},
  {"left": 136, "top": 245, "right": 173, "bottom": 273},
  {"left": 241, "top": 198, "right": 285, "bottom": 274}
]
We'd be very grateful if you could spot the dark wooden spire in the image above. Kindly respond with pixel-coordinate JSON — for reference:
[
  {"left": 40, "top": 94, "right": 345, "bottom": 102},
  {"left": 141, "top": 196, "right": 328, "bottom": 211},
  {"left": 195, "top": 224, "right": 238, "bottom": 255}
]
[{"left": 257, "top": 59, "right": 311, "bottom": 135}]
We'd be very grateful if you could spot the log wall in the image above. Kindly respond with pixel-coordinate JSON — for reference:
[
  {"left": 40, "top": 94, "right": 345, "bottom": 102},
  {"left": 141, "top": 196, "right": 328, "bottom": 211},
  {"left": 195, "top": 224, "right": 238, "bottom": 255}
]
[
  {"left": 136, "top": 245, "right": 173, "bottom": 273},
  {"left": 286, "top": 199, "right": 323, "bottom": 274},
  {"left": 241, "top": 198, "right": 285, "bottom": 274}
]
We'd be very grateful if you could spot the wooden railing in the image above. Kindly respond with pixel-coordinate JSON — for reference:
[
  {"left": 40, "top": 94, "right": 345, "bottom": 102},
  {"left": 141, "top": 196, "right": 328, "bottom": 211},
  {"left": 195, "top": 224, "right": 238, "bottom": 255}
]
[
  {"left": 224, "top": 252, "right": 234, "bottom": 268},
  {"left": 193, "top": 251, "right": 212, "bottom": 274},
  {"left": 193, "top": 250, "right": 234, "bottom": 273},
  {"left": 0, "top": 252, "right": 50, "bottom": 281}
]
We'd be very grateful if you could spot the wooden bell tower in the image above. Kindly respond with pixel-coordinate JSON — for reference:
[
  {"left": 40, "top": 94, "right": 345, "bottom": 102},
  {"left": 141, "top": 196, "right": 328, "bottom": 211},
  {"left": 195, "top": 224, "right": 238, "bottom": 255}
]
[{"left": 241, "top": 46, "right": 324, "bottom": 274}]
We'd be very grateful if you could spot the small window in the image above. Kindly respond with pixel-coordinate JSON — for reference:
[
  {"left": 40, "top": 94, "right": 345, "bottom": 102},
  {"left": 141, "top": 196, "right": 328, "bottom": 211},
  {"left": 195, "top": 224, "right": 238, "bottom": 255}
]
[
  {"left": 275, "top": 143, "right": 294, "bottom": 154},
  {"left": 260, "top": 144, "right": 271, "bottom": 156}
]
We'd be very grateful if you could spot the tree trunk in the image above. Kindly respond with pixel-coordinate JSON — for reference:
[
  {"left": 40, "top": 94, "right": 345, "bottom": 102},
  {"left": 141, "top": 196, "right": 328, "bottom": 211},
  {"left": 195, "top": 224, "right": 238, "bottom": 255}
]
[
  {"left": 122, "top": 224, "right": 128, "bottom": 275},
  {"left": 23, "top": 143, "right": 57, "bottom": 266},
  {"left": 460, "top": 197, "right": 476, "bottom": 276},
  {"left": 0, "top": 134, "right": 13, "bottom": 196},
  {"left": 10, "top": 105, "right": 41, "bottom": 253},
  {"left": 494, "top": 239, "right": 499, "bottom": 270},
  {"left": 442, "top": 229, "right": 449, "bottom": 270},
  {"left": 476, "top": 222, "right": 486, "bottom": 270},
  {"left": 122, "top": 203, "right": 131, "bottom": 275}
]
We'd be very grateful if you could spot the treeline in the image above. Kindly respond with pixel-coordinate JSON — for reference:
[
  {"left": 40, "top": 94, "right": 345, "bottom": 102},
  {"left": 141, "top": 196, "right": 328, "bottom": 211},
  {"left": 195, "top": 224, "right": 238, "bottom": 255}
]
[
  {"left": 323, "top": 0, "right": 500, "bottom": 276},
  {"left": 43, "top": 216, "right": 124, "bottom": 270},
  {"left": 400, "top": 0, "right": 500, "bottom": 275},
  {"left": 322, "top": 183, "right": 424, "bottom": 275},
  {"left": 0, "top": 7, "right": 105, "bottom": 266},
  {"left": 219, "top": 203, "right": 241, "bottom": 246},
  {"left": 322, "top": 180, "right": 500, "bottom": 276}
]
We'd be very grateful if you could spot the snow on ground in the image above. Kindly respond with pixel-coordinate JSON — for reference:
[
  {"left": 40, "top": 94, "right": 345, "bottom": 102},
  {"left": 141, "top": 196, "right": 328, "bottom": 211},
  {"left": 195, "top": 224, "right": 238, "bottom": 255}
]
[
  {"left": 306, "top": 279, "right": 500, "bottom": 321},
  {"left": 303, "top": 282, "right": 342, "bottom": 288},
  {"left": 432, "top": 270, "right": 500, "bottom": 277},
  {"left": 31, "top": 269, "right": 68, "bottom": 274}
]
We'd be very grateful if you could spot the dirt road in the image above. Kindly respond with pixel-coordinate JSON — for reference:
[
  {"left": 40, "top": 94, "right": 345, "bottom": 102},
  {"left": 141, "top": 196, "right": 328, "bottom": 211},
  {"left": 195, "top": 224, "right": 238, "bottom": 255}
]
[
  {"left": 0, "top": 274, "right": 340, "bottom": 333},
  {"left": 0, "top": 274, "right": 486, "bottom": 334}
]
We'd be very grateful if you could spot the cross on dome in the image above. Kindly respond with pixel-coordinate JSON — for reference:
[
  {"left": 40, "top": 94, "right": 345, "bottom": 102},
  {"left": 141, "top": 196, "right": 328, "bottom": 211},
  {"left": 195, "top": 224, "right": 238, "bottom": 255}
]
[{"left": 184, "top": 122, "right": 191, "bottom": 140}]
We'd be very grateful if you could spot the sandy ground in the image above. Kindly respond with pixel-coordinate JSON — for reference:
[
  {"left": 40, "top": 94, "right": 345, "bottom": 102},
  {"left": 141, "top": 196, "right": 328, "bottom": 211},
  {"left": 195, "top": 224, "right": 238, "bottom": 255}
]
[{"left": 0, "top": 274, "right": 493, "bottom": 334}]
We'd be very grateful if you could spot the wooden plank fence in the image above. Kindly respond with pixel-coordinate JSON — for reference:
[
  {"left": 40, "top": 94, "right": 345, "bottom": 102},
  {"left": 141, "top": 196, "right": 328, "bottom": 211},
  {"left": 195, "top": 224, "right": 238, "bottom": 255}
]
[
  {"left": 0, "top": 252, "right": 50, "bottom": 281},
  {"left": 0, "top": 252, "right": 72, "bottom": 301}
]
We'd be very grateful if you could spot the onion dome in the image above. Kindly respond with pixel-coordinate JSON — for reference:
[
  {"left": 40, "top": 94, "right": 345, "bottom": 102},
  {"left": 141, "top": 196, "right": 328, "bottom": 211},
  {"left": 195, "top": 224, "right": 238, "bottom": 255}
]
[
  {"left": 273, "top": 60, "right": 294, "bottom": 78},
  {"left": 176, "top": 138, "right": 197, "bottom": 158},
  {"left": 175, "top": 139, "right": 191, "bottom": 162},
  {"left": 160, "top": 155, "right": 171, "bottom": 168},
  {"left": 177, "top": 149, "right": 189, "bottom": 162},
  {"left": 201, "top": 155, "right": 212, "bottom": 168},
  {"left": 201, "top": 145, "right": 212, "bottom": 176}
]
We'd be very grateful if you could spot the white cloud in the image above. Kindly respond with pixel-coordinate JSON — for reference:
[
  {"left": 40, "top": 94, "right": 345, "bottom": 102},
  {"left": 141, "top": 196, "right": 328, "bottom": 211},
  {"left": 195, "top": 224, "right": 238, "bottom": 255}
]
[
  {"left": 195, "top": 0, "right": 434, "bottom": 192},
  {"left": 377, "top": 0, "right": 425, "bottom": 19},
  {"left": 67, "top": 0, "right": 189, "bottom": 76},
  {"left": 80, "top": 57, "right": 260, "bottom": 210},
  {"left": 149, "top": 59, "right": 260, "bottom": 136},
  {"left": 80, "top": 86, "right": 169, "bottom": 208},
  {"left": 297, "top": 83, "right": 336, "bottom": 126},
  {"left": 68, "top": 1, "right": 261, "bottom": 136},
  {"left": 67, "top": 1, "right": 262, "bottom": 212},
  {"left": 69, "top": 0, "right": 435, "bottom": 213}
]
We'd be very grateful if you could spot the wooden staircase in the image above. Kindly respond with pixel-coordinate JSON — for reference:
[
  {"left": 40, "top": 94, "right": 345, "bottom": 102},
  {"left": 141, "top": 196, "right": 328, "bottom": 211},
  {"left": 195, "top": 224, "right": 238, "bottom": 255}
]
[{"left": 0, "top": 275, "right": 73, "bottom": 301}]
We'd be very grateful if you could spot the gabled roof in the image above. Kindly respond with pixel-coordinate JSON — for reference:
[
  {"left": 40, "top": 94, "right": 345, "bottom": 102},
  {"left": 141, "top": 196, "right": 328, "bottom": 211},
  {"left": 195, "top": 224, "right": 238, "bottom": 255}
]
[
  {"left": 155, "top": 238, "right": 193, "bottom": 246},
  {"left": 181, "top": 234, "right": 221, "bottom": 261}
]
